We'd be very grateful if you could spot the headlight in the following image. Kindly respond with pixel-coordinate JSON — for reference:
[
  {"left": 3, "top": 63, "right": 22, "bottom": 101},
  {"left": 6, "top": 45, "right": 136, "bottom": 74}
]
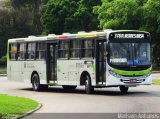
[
  {"left": 140, "top": 73, "right": 151, "bottom": 78},
  {"left": 109, "top": 69, "right": 151, "bottom": 79},
  {"left": 108, "top": 69, "right": 122, "bottom": 78}
]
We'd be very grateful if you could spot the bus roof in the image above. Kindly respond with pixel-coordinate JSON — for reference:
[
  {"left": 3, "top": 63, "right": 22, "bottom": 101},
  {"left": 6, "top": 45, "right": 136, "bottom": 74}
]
[
  {"left": 8, "top": 36, "right": 48, "bottom": 43},
  {"left": 8, "top": 30, "right": 149, "bottom": 43}
]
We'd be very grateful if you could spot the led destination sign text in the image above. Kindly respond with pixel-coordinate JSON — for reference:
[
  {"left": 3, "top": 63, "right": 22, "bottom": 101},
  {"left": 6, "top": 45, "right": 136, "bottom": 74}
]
[{"left": 114, "top": 34, "right": 144, "bottom": 39}]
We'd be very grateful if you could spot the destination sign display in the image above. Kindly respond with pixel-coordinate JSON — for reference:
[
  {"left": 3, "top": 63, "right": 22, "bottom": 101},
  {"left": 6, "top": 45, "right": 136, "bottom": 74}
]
[
  {"left": 114, "top": 34, "right": 144, "bottom": 39},
  {"left": 109, "top": 32, "right": 150, "bottom": 41}
]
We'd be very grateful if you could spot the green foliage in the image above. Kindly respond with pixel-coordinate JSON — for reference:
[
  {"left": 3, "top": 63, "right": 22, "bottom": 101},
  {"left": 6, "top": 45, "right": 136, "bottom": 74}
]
[
  {"left": 41, "top": 0, "right": 100, "bottom": 34},
  {"left": 141, "top": 0, "right": 160, "bottom": 66},
  {"left": 141, "top": 0, "right": 160, "bottom": 33},
  {"left": 10, "top": 0, "right": 45, "bottom": 36},
  {"left": 0, "top": 66, "right": 6, "bottom": 74},
  {"left": 0, "top": 0, "right": 46, "bottom": 57},
  {"left": 41, "top": 0, "right": 78, "bottom": 34},
  {"left": 0, "top": 56, "right": 7, "bottom": 63},
  {"left": 73, "top": 0, "right": 101, "bottom": 31},
  {"left": 0, "top": 56, "right": 7, "bottom": 66},
  {"left": 94, "top": 0, "right": 160, "bottom": 32},
  {"left": 94, "top": 0, "right": 142, "bottom": 30}
]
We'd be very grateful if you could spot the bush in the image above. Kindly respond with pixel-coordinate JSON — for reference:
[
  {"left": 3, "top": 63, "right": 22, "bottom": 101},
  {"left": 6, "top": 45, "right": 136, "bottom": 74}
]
[{"left": 0, "top": 56, "right": 7, "bottom": 66}]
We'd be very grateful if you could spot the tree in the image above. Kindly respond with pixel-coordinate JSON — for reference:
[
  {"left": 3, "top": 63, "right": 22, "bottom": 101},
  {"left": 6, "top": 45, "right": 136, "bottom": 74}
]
[
  {"left": 142, "top": 0, "right": 160, "bottom": 66},
  {"left": 11, "top": 0, "right": 47, "bottom": 35},
  {"left": 41, "top": 0, "right": 78, "bottom": 34},
  {"left": 0, "top": 0, "right": 13, "bottom": 57},
  {"left": 94, "top": 0, "right": 142, "bottom": 30},
  {"left": 0, "top": 0, "right": 47, "bottom": 58},
  {"left": 73, "top": 0, "right": 101, "bottom": 31},
  {"left": 41, "top": 0, "right": 100, "bottom": 34},
  {"left": 141, "top": 0, "right": 160, "bottom": 33}
]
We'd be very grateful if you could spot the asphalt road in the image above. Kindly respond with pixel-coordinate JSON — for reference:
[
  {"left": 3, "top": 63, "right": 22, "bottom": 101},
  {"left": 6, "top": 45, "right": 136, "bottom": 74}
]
[{"left": 0, "top": 76, "right": 160, "bottom": 119}]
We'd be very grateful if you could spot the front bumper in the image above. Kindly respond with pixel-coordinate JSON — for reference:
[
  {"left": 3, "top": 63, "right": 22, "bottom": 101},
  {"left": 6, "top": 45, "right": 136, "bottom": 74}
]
[{"left": 106, "top": 74, "right": 152, "bottom": 87}]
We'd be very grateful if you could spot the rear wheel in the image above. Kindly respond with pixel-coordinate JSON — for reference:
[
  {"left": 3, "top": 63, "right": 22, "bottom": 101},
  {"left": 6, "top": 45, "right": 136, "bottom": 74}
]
[
  {"left": 62, "top": 85, "right": 77, "bottom": 90},
  {"left": 32, "top": 73, "right": 48, "bottom": 91},
  {"left": 85, "top": 75, "right": 94, "bottom": 94},
  {"left": 119, "top": 86, "right": 129, "bottom": 93}
]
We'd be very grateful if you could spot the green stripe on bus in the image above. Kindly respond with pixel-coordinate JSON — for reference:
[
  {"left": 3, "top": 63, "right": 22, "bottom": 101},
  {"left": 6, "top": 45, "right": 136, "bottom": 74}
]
[
  {"left": 7, "top": 43, "right": 9, "bottom": 61},
  {"left": 57, "top": 65, "right": 61, "bottom": 73},
  {"left": 113, "top": 68, "right": 151, "bottom": 76},
  {"left": 91, "top": 64, "right": 95, "bottom": 72}
]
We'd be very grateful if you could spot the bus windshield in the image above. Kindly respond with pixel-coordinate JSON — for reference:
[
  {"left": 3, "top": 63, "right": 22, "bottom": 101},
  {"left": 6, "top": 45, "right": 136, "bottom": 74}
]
[{"left": 109, "top": 42, "right": 151, "bottom": 66}]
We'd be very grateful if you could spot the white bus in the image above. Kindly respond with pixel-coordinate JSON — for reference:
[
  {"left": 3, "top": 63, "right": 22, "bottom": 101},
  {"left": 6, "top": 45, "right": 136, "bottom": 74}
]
[{"left": 7, "top": 30, "right": 152, "bottom": 94}]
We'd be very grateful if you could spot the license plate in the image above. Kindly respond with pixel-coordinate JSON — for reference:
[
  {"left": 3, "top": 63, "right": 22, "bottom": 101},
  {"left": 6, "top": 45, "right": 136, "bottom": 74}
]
[{"left": 129, "top": 79, "right": 137, "bottom": 83}]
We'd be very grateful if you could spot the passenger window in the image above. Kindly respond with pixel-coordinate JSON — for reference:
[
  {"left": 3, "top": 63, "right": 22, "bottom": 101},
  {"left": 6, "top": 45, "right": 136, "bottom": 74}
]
[
  {"left": 36, "top": 42, "right": 46, "bottom": 59},
  {"left": 10, "top": 43, "right": 17, "bottom": 60},
  {"left": 27, "top": 43, "right": 36, "bottom": 59},
  {"left": 58, "top": 41, "right": 69, "bottom": 58},
  {"left": 70, "top": 40, "right": 81, "bottom": 58},
  {"left": 81, "top": 40, "right": 95, "bottom": 58},
  {"left": 18, "top": 43, "right": 26, "bottom": 60}
]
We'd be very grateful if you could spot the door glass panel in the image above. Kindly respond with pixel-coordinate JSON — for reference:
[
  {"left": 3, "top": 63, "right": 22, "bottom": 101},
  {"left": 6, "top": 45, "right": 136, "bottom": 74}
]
[
  {"left": 48, "top": 44, "right": 57, "bottom": 81},
  {"left": 96, "top": 40, "right": 106, "bottom": 84}
]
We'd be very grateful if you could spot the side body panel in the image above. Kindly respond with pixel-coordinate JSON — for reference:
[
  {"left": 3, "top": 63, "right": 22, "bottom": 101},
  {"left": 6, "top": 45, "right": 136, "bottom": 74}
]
[
  {"left": 22, "top": 60, "right": 47, "bottom": 84},
  {"left": 8, "top": 60, "right": 47, "bottom": 84},
  {"left": 57, "top": 59, "right": 96, "bottom": 86}
]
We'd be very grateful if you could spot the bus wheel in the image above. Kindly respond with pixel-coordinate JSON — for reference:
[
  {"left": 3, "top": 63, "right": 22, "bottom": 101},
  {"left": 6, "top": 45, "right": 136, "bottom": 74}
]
[
  {"left": 119, "top": 86, "right": 128, "bottom": 93},
  {"left": 32, "top": 73, "right": 42, "bottom": 91},
  {"left": 85, "top": 75, "right": 94, "bottom": 94},
  {"left": 62, "top": 85, "right": 77, "bottom": 90}
]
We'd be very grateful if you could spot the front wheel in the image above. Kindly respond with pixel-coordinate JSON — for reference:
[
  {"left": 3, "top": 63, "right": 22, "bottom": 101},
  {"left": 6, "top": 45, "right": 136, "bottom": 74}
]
[
  {"left": 119, "top": 86, "right": 129, "bottom": 93},
  {"left": 85, "top": 75, "right": 94, "bottom": 94}
]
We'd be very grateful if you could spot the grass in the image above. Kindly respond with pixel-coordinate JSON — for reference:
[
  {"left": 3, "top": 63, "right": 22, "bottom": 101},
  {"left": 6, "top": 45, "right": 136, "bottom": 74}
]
[
  {"left": 152, "top": 79, "right": 160, "bottom": 85},
  {"left": 0, "top": 94, "right": 38, "bottom": 119},
  {"left": 0, "top": 67, "right": 6, "bottom": 74}
]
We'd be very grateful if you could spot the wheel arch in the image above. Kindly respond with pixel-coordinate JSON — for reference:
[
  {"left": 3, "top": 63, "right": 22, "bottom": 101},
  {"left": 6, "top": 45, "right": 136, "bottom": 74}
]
[
  {"left": 31, "top": 71, "right": 39, "bottom": 83},
  {"left": 80, "top": 71, "right": 91, "bottom": 85}
]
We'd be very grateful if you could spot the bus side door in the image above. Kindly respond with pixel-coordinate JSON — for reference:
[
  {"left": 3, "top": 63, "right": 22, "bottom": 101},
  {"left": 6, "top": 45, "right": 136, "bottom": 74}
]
[
  {"left": 96, "top": 40, "right": 106, "bottom": 85},
  {"left": 46, "top": 42, "right": 58, "bottom": 83}
]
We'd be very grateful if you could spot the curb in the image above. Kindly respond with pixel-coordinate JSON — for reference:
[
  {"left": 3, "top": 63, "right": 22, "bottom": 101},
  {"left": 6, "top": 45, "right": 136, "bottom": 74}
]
[
  {"left": 0, "top": 74, "right": 7, "bottom": 76},
  {"left": 152, "top": 71, "right": 160, "bottom": 73},
  {"left": 13, "top": 103, "right": 42, "bottom": 119}
]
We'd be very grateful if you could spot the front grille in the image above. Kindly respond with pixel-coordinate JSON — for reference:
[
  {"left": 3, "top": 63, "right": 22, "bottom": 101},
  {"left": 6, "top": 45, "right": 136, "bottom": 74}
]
[{"left": 122, "top": 75, "right": 144, "bottom": 77}]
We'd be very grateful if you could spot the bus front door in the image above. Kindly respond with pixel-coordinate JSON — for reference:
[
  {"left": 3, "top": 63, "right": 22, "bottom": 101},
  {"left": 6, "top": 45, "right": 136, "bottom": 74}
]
[
  {"left": 46, "top": 43, "right": 58, "bottom": 83},
  {"left": 96, "top": 40, "right": 106, "bottom": 85}
]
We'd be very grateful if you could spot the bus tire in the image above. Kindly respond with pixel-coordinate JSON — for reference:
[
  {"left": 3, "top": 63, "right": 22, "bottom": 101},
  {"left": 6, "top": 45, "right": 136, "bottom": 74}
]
[
  {"left": 85, "top": 75, "right": 94, "bottom": 94},
  {"left": 32, "top": 73, "right": 43, "bottom": 91},
  {"left": 119, "top": 86, "right": 128, "bottom": 93},
  {"left": 62, "top": 85, "right": 77, "bottom": 90}
]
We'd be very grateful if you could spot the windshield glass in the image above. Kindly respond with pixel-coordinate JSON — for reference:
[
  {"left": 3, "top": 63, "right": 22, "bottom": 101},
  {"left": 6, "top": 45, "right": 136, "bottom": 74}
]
[{"left": 109, "top": 42, "right": 150, "bottom": 66}]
